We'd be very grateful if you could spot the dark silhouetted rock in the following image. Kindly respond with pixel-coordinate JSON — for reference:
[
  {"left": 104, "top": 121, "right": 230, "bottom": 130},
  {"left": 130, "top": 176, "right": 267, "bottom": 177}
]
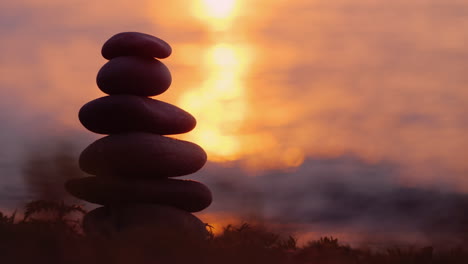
[
  {"left": 81, "top": 206, "right": 114, "bottom": 237},
  {"left": 65, "top": 177, "right": 212, "bottom": 212},
  {"left": 79, "top": 95, "right": 196, "bottom": 135},
  {"left": 97, "top": 56, "right": 171, "bottom": 96},
  {"left": 102, "top": 32, "right": 172, "bottom": 60},
  {"left": 67, "top": 32, "right": 212, "bottom": 239},
  {"left": 83, "top": 204, "right": 209, "bottom": 240},
  {"left": 79, "top": 132, "right": 207, "bottom": 177}
]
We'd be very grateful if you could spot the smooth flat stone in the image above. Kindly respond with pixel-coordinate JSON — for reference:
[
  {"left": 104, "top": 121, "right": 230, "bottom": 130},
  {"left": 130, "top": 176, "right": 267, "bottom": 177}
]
[
  {"left": 65, "top": 177, "right": 212, "bottom": 212},
  {"left": 83, "top": 204, "right": 209, "bottom": 240},
  {"left": 102, "top": 32, "right": 172, "bottom": 60},
  {"left": 81, "top": 206, "right": 114, "bottom": 237},
  {"left": 97, "top": 56, "right": 171, "bottom": 96},
  {"left": 79, "top": 95, "right": 196, "bottom": 135},
  {"left": 79, "top": 132, "right": 207, "bottom": 177}
]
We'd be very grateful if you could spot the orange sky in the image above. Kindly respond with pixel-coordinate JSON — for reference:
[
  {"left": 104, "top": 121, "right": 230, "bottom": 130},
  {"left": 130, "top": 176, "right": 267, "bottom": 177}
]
[
  {"left": 164, "top": 0, "right": 467, "bottom": 185},
  {"left": 0, "top": 0, "right": 465, "bottom": 191},
  {"left": 2, "top": 0, "right": 467, "bottom": 180}
]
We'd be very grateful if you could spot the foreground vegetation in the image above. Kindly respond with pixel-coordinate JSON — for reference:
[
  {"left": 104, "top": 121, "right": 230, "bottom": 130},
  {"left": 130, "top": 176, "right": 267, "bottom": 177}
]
[{"left": 1, "top": 201, "right": 467, "bottom": 264}]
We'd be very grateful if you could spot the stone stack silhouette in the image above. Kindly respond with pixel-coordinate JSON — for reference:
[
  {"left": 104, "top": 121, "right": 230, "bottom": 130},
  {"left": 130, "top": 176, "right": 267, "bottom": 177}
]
[{"left": 65, "top": 32, "right": 212, "bottom": 239}]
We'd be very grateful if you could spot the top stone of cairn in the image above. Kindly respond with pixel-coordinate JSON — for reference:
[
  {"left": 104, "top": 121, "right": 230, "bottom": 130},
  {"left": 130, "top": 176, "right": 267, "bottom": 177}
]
[{"left": 101, "top": 32, "right": 172, "bottom": 60}]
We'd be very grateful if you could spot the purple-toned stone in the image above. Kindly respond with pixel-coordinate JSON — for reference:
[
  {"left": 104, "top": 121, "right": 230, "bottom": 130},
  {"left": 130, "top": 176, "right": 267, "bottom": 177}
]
[
  {"left": 83, "top": 204, "right": 209, "bottom": 239},
  {"left": 65, "top": 177, "right": 212, "bottom": 212},
  {"left": 96, "top": 56, "right": 171, "bottom": 96},
  {"left": 81, "top": 206, "right": 114, "bottom": 237},
  {"left": 102, "top": 32, "right": 172, "bottom": 60},
  {"left": 79, "top": 132, "right": 207, "bottom": 178},
  {"left": 79, "top": 95, "right": 196, "bottom": 135}
]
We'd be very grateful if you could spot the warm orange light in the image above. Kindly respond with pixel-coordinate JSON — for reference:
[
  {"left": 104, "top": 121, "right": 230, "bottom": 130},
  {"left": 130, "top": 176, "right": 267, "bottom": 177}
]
[
  {"left": 179, "top": 43, "right": 251, "bottom": 161},
  {"left": 178, "top": 0, "right": 307, "bottom": 169},
  {"left": 201, "top": 0, "right": 236, "bottom": 19},
  {"left": 196, "top": 212, "right": 241, "bottom": 236},
  {"left": 192, "top": 0, "right": 238, "bottom": 30},
  {"left": 211, "top": 45, "right": 237, "bottom": 66},
  {"left": 283, "top": 148, "right": 305, "bottom": 168}
]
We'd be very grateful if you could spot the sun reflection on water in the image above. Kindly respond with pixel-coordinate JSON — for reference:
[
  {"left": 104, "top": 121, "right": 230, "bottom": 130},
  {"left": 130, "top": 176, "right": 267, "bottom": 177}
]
[
  {"left": 179, "top": 43, "right": 251, "bottom": 161},
  {"left": 177, "top": 0, "right": 306, "bottom": 169},
  {"left": 176, "top": 0, "right": 254, "bottom": 162}
]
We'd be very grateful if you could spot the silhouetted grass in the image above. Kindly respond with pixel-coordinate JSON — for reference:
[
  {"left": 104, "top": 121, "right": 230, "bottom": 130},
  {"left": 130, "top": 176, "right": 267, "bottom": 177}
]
[{"left": 1, "top": 201, "right": 468, "bottom": 264}]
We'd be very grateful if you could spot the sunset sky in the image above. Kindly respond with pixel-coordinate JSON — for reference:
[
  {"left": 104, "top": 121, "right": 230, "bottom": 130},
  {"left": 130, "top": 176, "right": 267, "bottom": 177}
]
[{"left": 1, "top": 0, "right": 468, "bottom": 246}]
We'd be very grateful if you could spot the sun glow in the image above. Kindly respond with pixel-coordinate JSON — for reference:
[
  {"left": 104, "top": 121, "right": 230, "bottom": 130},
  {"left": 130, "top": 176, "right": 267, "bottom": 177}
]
[
  {"left": 179, "top": 43, "right": 251, "bottom": 161},
  {"left": 177, "top": 0, "right": 259, "bottom": 163},
  {"left": 201, "top": 0, "right": 236, "bottom": 19},
  {"left": 192, "top": 0, "right": 238, "bottom": 30}
]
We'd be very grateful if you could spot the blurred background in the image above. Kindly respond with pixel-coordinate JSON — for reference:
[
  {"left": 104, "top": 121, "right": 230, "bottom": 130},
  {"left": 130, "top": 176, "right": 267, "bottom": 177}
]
[{"left": 1, "top": 0, "right": 467, "bottom": 247}]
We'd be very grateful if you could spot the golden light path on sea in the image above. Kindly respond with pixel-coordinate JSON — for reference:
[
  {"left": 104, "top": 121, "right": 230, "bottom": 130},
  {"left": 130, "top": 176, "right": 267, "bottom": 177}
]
[
  {"left": 178, "top": 0, "right": 253, "bottom": 162},
  {"left": 179, "top": 43, "right": 250, "bottom": 161}
]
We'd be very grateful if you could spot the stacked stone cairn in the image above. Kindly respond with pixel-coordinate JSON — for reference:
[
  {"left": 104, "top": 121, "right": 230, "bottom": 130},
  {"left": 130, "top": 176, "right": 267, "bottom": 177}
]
[{"left": 65, "top": 32, "right": 212, "bottom": 239}]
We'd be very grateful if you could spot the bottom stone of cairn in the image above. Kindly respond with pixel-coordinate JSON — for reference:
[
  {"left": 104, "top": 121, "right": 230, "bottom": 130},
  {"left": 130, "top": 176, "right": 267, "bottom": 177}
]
[{"left": 83, "top": 204, "right": 209, "bottom": 240}]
